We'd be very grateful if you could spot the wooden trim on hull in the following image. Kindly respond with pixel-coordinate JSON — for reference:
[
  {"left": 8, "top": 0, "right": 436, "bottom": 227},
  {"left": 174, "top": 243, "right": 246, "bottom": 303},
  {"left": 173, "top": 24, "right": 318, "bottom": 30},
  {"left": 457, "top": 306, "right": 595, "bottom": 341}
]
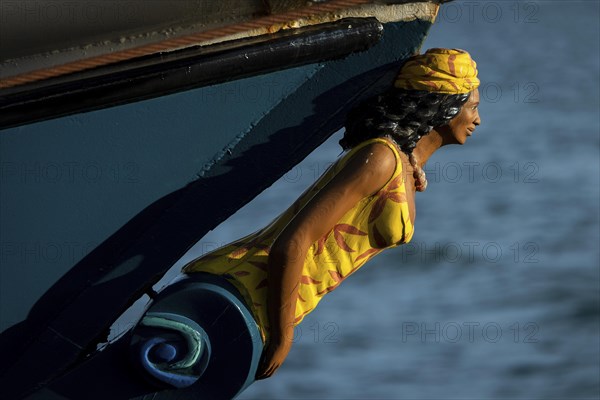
[
  {"left": 0, "top": 0, "right": 441, "bottom": 90},
  {"left": 0, "top": 18, "right": 383, "bottom": 131}
]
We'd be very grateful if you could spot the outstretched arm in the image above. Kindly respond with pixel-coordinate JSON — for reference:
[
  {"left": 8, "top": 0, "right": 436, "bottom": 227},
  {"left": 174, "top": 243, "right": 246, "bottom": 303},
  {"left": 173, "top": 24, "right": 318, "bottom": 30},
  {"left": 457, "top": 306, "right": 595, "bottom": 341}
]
[{"left": 256, "top": 142, "right": 396, "bottom": 379}]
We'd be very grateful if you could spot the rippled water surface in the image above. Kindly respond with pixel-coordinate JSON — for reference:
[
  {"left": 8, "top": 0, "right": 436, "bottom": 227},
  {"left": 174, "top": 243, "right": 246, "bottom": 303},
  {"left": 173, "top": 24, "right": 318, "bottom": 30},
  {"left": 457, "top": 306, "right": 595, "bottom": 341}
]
[{"left": 176, "top": 2, "right": 599, "bottom": 399}]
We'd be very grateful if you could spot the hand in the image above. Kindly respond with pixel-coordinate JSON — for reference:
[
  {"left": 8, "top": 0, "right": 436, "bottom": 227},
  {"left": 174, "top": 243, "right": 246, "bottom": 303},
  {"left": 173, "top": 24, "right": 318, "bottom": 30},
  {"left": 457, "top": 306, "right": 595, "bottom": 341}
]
[{"left": 255, "top": 329, "right": 293, "bottom": 380}]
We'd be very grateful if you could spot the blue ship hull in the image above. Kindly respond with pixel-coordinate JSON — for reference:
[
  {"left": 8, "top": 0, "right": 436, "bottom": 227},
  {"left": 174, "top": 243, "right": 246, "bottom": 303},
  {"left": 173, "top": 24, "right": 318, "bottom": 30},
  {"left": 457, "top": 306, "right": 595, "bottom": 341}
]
[{"left": 0, "top": 2, "right": 441, "bottom": 397}]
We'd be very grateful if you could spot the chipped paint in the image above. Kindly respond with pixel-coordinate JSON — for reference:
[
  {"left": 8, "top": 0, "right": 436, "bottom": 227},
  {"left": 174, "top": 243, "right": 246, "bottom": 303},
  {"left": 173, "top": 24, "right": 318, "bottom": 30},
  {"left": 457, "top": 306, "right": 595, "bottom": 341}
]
[{"left": 0, "top": 1, "right": 438, "bottom": 84}]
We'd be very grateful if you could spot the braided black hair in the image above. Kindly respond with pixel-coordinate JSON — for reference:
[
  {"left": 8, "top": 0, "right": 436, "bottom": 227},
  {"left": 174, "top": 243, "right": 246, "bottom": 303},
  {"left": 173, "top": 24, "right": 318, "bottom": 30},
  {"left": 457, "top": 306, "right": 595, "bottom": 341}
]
[{"left": 341, "top": 88, "right": 470, "bottom": 154}]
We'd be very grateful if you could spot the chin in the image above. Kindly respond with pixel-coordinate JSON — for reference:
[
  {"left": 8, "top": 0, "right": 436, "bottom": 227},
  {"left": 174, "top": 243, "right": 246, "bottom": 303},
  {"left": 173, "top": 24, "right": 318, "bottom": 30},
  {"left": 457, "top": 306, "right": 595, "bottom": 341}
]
[
  {"left": 459, "top": 132, "right": 471, "bottom": 144},
  {"left": 453, "top": 136, "right": 467, "bottom": 145}
]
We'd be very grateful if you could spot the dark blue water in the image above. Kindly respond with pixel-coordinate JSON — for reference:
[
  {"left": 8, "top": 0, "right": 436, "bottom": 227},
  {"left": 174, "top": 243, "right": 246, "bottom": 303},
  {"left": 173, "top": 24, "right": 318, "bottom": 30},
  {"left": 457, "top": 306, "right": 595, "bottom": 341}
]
[{"left": 168, "top": 2, "right": 599, "bottom": 399}]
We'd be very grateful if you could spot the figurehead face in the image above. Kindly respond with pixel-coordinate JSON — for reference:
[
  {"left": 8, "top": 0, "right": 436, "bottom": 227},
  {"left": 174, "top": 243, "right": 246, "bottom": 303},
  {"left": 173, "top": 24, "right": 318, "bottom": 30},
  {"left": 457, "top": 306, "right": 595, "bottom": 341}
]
[
  {"left": 444, "top": 88, "right": 481, "bottom": 145},
  {"left": 341, "top": 49, "right": 481, "bottom": 152}
]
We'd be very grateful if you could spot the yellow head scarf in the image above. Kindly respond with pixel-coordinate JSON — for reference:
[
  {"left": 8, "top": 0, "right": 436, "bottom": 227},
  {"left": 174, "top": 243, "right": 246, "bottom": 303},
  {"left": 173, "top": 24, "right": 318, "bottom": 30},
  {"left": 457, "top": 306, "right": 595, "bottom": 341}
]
[{"left": 394, "top": 48, "right": 479, "bottom": 94}]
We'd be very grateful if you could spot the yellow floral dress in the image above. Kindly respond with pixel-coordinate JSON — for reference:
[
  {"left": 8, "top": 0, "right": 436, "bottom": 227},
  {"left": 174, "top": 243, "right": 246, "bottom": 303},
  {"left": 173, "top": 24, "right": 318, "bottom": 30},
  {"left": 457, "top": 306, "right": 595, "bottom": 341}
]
[{"left": 183, "top": 137, "right": 415, "bottom": 341}]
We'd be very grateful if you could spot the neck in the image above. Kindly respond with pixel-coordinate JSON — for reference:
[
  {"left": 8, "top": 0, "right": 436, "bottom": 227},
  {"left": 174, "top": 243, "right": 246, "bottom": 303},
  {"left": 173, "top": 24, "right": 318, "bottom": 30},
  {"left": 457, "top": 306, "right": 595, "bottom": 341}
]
[{"left": 411, "top": 127, "right": 446, "bottom": 168}]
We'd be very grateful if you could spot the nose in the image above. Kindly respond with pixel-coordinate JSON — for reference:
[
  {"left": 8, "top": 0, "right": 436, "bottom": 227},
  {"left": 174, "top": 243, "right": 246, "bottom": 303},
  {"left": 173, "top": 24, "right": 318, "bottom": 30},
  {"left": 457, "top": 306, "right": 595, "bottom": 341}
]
[{"left": 474, "top": 110, "right": 481, "bottom": 126}]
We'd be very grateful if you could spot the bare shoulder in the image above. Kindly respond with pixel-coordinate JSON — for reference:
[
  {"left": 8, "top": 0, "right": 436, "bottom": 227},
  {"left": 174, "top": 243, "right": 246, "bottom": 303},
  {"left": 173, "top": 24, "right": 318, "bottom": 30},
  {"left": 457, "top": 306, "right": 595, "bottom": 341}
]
[
  {"left": 275, "top": 141, "right": 397, "bottom": 247},
  {"left": 359, "top": 141, "right": 397, "bottom": 168},
  {"left": 335, "top": 141, "right": 397, "bottom": 197}
]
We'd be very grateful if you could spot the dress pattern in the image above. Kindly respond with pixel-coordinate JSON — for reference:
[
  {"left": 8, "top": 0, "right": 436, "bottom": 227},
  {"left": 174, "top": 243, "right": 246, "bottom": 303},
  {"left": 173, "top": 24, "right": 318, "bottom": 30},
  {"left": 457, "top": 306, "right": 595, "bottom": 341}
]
[{"left": 183, "top": 137, "right": 415, "bottom": 341}]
